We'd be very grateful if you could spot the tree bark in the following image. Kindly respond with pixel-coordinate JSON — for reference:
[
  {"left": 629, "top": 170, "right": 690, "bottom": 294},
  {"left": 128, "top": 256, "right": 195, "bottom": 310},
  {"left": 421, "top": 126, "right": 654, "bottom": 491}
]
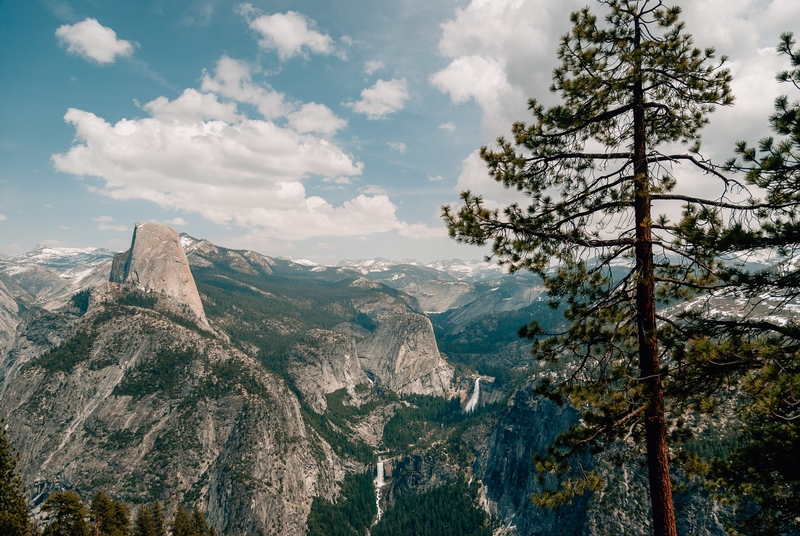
[{"left": 632, "top": 15, "right": 678, "bottom": 536}]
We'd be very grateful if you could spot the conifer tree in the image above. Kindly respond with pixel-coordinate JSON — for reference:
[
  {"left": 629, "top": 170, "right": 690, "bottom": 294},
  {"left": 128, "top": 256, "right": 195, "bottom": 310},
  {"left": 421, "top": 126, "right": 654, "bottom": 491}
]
[
  {"left": 443, "top": 1, "right": 741, "bottom": 534},
  {"left": 132, "top": 504, "right": 156, "bottom": 536},
  {"left": 0, "top": 424, "right": 30, "bottom": 536},
  {"left": 685, "top": 32, "right": 800, "bottom": 535},
  {"left": 41, "top": 491, "right": 89, "bottom": 536},
  {"left": 89, "top": 491, "right": 130, "bottom": 536}
]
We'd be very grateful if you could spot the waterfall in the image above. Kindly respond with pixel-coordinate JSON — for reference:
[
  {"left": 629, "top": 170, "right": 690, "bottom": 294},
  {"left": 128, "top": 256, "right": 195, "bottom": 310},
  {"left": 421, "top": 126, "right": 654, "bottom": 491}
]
[
  {"left": 374, "top": 460, "right": 385, "bottom": 523},
  {"left": 465, "top": 377, "right": 481, "bottom": 413}
]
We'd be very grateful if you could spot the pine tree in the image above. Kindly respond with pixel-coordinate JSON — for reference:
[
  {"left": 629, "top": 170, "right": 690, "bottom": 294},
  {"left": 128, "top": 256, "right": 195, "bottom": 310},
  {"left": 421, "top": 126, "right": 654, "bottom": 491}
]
[
  {"left": 89, "top": 491, "right": 130, "bottom": 536},
  {"left": 443, "top": 1, "right": 739, "bottom": 535},
  {"left": 132, "top": 504, "right": 156, "bottom": 536},
  {"left": 0, "top": 424, "right": 30, "bottom": 536},
  {"left": 690, "top": 32, "right": 800, "bottom": 535},
  {"left": 41, "top": 491, "right": 90, "bottom": 536}
]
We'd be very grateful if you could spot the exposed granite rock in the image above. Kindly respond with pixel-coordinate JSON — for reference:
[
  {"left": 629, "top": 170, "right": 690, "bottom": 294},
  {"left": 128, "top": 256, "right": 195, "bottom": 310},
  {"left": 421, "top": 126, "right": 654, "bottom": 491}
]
[
  {"left": 0, "top": 303, "right": 341, "bottom": 535},
  {"left": 288, "top": 329, "right": 370, "bottom": 413},
  {"left": 111, "top": 223, "right": 207, "bottom": 325},
  {"left": 0, "top": 279, "right": 19, "bottom": 354},
  {"left": 354, "top": 298, "right": 453, "bottom": 397}
]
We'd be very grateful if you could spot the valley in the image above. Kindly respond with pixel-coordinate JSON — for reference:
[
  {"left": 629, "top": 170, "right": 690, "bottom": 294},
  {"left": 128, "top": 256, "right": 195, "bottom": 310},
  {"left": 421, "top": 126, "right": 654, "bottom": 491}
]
[{"left": 0, "top": 223, "right": 757, "bottom": 535}]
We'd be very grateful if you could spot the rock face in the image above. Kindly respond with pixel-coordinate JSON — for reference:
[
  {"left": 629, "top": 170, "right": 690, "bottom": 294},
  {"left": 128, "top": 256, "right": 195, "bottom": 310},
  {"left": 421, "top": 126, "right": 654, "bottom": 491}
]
[
  {"left": 351, "top": 294, "right": 453, "bottom": 397},
  {"left": 1, "top": 304, "right": 341, "bottom": 536},
  {"left": 111, "top": 223, "right": 207, "bottom": 325},
  {"left": 288, "top": 329, "right": 370, "bottom": 413},
  {"left": 472, "top": 382, "right": 727, "bottom": 535}
]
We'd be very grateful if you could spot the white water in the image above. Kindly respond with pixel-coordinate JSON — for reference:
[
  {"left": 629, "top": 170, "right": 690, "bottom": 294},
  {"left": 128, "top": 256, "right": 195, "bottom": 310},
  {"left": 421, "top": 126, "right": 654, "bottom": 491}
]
[
  {"left": 465, "top": 377, "right": 481, "bottom": 413},
  {"left": 374, "top": 461, "right": 385, "bottom": 523}
]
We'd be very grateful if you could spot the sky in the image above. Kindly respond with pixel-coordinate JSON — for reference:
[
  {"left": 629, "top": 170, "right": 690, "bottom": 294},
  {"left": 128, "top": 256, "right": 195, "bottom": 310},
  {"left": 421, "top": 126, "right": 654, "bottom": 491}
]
[{"left": 1, "top": 0, "right": 798, "bottom": 263}]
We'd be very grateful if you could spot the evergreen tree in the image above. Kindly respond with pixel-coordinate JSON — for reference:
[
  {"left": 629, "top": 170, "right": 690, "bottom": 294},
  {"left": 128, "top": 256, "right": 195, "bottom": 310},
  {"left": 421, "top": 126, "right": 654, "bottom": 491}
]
[
  {"left": 170, "top": 505, "right": 214, "bottom": 536},
  {"left": 443, "top": 1, "right": 740, "bottom": 535},
  {"left": 691, "top": 32, "right": 800, "bottom": 535},
  {"left": 89, "top": 491, "right": 130, "bottom": 536},
  {"left": 151, "top": 501, "right": 166, "bottom": 536},
  {"left": 41, "top": 491, "right": 90, "bottom": 536},
  {"left": 132, "top": 504, "right": 156, "bottom": 536},
  {"left": 0, "top": 424, "right": 30, "bottom": 536}
]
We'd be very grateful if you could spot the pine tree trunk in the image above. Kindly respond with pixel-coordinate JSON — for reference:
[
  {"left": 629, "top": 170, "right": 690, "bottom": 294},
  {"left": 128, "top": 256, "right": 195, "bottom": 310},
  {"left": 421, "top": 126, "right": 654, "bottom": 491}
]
[{"left": 632, "top": 16, "right": 678, "bottom": 536}]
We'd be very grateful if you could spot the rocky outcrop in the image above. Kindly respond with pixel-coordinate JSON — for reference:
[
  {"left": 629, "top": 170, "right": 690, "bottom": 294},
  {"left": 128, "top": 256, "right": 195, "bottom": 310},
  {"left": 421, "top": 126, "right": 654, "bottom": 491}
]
[
  {"left": 0, "top": 279, "right": 19, "bottom": 354},
  {"left": 353, "top": 299, "right": 453, "bottom": 397},
  {"left": 0, "top": 246, "right": 114, "bottom": 311},
  {"left": 288, "top": 329, "right": 370, "bottom": 413},
  {"left": 111, "top": 223, "right": 207, "bottom": 325},
  {"left": 472, "top": 383, "right": 727, "bottom": 535},
  {"left": 0, "top": 303, "right": 341, "bottom": 535}
]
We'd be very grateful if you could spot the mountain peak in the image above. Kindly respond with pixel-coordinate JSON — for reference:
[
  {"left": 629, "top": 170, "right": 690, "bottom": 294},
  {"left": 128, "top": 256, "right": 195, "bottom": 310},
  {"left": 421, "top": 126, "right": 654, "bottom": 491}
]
[{"left": 110, "top": 222, "right": 207, "bottom": 325}]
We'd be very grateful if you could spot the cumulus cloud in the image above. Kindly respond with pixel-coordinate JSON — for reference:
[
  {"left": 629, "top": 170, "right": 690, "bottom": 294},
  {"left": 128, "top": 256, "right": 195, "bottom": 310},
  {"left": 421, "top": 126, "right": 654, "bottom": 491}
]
[
  {"left": 288, "top": 102, "right": 347, "bottom": 136},
  {"left": 428, "top": 174, "right": 444, "bottom": 182},
  {"left": 201, "top": 56, "right": 288, "bottom": 119},
  {"left": 55, "top": 18, "right": 135, "bottom": 65},
  {"left": 0, "top": 214, "right": 6, "bottom": 222},
  {"left": 453, "top": 150, "right": 525, "bottom": 209},
  {"left": 237, "top": 4, "right": 334, "bottom": 60},
  {"left": 52, "top": 83, "right": 433, "bottom": 240},
  {"left": 438, "top": 121, "right": 456, "bottom": 132},
  {"left": 364, "top": 60, "right": 385, "bottom": 75},
  {"left": 164, "top": 218, "right": 188, "bottom": 226},
  {"left": 346, "top": 78, "right": 409, "bottom": 120},
  {"left": 388, "top": 142, "right": 406, "bottom": 153}
]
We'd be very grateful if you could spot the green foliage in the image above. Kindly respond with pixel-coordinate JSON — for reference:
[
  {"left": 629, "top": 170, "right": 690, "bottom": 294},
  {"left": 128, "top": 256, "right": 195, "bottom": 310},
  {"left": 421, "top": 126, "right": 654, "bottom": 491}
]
[
  {"left": 42, "top": 490, "right": 90, "bottom": 536},
  {"left": 116, "top": 290, "right": 158, "bottom": 310},
  {"left": 170, "top": 504, "right": 215, "bottom": 536},
  {"left": 371, "top": 480, "right": 494, "bottom": 536},
  {"left": 132, "top": 502, "right": 166, "bottom": 536},
  {"left": 0, "top": 424, "right": 29, "bottom": 536},
  {"left": 442, "top": 1, "right": 743, "bottom": 530},
  {"left": 113, "top": 347, "right": 199, "bottom": 400},
  {"left": 306, "top": 472, "right": 376, "bottom": 536},
  {"left": 71, "top": 289, "right": 91, "bottom": 314},
  {"left": 36, "top": 331, "right": 97, "bottom": 373},
  {"left": 90, "top": 491, "right": 130, "bottom": 536}
]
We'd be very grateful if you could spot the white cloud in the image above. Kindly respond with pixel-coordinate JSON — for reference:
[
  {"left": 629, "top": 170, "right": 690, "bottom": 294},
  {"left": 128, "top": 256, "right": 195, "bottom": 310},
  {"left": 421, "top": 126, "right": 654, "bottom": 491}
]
[
  {"left": 201, "top": 56, "right": 288, "bottom": 119},
  {"left": 238, "top": 5, "right": 334, "bottom": 61},
  {"left": 430, "top": 0, "right": 585, "bottom": 136},
  {"left": 52, "top": 88, "right": 434, "bottom": 240},
  {"left": 0, "top": 214, "right": 6, "bottom": 222},
  {"left": 360, "top": 185, "right": 387, "bottom": 195},
  {"left": 287, "top": 102, "right": 347, "bottom": 135},
  {"left": 453, "top": 149, "right": 524, "bottom": 209},
  {"left": 428, "top": 174, "right": 444, "bottom": 182},
  {"left": 364, "top": 60, "right": 385, "bottom": 75},
  {"left": 55, "top": 18, "right": 135, "bottom": 65},
  {"left": 438, "top": 121, "right": 456, "bottom": 132},
  {"left": 141, "top": 88, "right": 241, "bottom": 124},
  {"left": 92, "top": 215, "right": 115, "bottom": 222},
  {"left": 388, "top": 142, "right": 406, "bottom": 153},
  {"left": 346, "top": 78, "right": 409, "bottom": 120},
  {"left": 164, "top": 217, "right": 188, "bottom": 226}
]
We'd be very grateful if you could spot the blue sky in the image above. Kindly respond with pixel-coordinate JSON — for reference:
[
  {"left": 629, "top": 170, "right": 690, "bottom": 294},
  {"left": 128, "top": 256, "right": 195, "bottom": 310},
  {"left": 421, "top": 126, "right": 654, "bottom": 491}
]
[{"left": 1, "top": 0, "right": 798, "bottom": 263}]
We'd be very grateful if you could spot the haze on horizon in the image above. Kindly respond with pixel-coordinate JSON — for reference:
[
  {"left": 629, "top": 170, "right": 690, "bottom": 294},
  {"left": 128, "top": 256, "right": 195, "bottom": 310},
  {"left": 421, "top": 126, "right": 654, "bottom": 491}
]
[{"left": 1, "top": 0, "right": 797, "bottom": 263}]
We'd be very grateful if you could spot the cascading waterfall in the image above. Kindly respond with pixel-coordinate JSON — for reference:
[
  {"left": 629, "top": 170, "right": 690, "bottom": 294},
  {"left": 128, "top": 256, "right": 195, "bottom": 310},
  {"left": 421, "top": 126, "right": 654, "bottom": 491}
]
[
  {"left": 465, "top": 377, "right": 481, "bottom": 413},
  {"left": 374, "top": 460, "right": 385, "bottom": 523}
]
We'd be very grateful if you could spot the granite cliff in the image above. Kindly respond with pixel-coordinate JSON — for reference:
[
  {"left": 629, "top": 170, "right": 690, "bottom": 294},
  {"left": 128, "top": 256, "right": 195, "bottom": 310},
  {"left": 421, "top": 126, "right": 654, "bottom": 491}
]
[{"left": 111, "top": 222, "right": 207, "bottom": 326}]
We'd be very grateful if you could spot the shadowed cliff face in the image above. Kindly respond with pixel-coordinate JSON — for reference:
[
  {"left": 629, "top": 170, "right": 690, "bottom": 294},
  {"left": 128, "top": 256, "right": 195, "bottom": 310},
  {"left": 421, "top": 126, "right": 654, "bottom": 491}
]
[{"left": 111, "top": 223, "right": 207, "bottom": 326}]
